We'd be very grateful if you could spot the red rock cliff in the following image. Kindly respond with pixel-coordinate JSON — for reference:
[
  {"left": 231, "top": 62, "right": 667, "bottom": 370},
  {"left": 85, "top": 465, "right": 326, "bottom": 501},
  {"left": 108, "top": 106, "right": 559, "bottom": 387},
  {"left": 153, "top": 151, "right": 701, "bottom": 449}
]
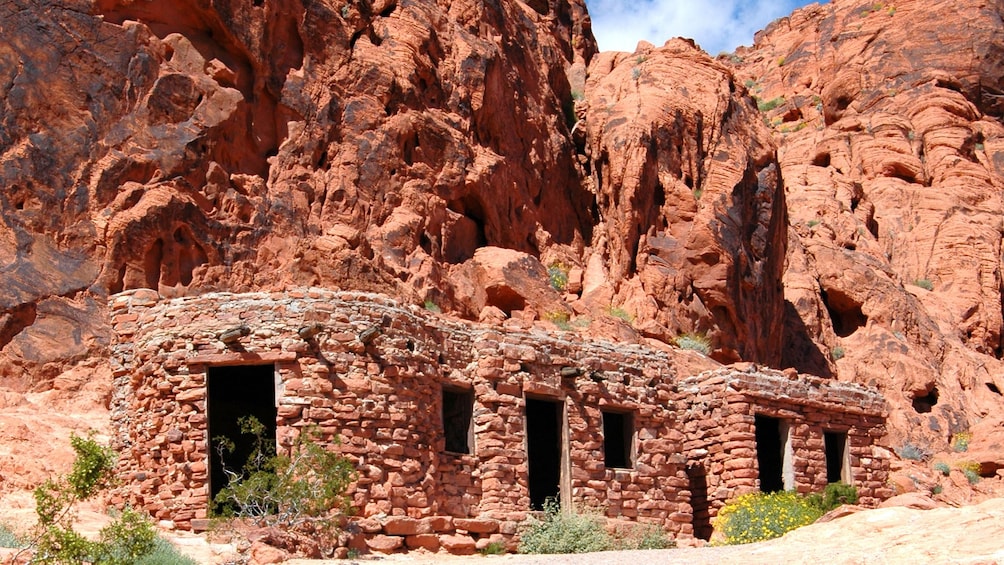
[
  {"left": 733, "top": 0, "right": 1004, "bottom": 449},
  {"left": 0, "top": 0, "right": 786, "bottom": 387}
]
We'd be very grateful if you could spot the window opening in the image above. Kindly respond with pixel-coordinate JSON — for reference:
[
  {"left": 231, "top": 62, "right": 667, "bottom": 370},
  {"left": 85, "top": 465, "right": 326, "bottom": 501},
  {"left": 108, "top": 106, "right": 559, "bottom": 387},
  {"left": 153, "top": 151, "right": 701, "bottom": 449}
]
[
  {"left": 442, "top": 387, "right": 474, "bottom": 454},
  {"left": 602, "top": 409, "right": 635, "bottom": 469}
]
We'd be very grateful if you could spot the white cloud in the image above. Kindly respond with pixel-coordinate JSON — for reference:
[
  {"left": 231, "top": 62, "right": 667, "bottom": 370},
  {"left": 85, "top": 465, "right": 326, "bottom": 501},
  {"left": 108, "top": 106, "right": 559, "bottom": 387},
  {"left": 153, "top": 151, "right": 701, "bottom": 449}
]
[{"left": 584, "top": 0, "right": 820, "bottom": 55}]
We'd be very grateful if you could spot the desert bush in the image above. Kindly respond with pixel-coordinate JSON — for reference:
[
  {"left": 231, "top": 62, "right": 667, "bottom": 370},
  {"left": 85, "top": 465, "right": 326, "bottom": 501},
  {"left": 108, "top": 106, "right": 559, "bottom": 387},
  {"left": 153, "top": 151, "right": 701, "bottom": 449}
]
[
  {"left": 951, "top": 431, "right": 971, "bottom": 452},
  {"left": 518, "top": 499, "right": 612, "bottom": 554},
  {"left": 547, "top": 263, "right": 569, "bottom": 292},
  {"left": 134, "top": 537, "right": 199, "bottom": 565},
  {"left": 607, "top": 306, "right": 633, "bottom": 323},
  {"left": 956, "top": 461, "right": 981, "bottom": 484},
  {"left": 933, "top": 461, "right": 951, "bottom": 476},
  {"left": 675, "top": 332, "right": 711, "bottom": 355},
  {"left": 757, "top": 96, "right": 786, "bottom": 112},
  {"left": 714, "top": 491, "right": 823, "bottom": 545},
  {"left": 896, "top": 443, "right": 928, "bottom": 461},
  {"left": 543, "top": 310, "right": 572, "bottom": 331},
  {"left": 616, "top": 523, "right": 674, "bottom": 550},
  {"left": 478, "top": 541, "right": 507, "bottom": 555},
  {"left": 913, "top": 279, "right": 934, "bottom": 291},
  {"left": 805, "top": 482, "right": 858, "bottom": 513},
  {"left": 831, "top": 346, "right": 845, "bottom": 360},
  {"left": 20, "top": 433, "right": 160, "bottom": 564},
  {"left": 213, "top": 417, "right": 356, "bottom": 543},
  {"left": 0, "top": 523, "right": 23, "bottom": 548}
]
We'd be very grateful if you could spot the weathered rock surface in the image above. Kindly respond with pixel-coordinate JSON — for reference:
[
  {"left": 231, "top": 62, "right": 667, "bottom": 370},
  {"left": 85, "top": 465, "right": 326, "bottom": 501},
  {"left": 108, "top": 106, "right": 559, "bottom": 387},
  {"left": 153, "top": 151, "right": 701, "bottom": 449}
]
[
  {"left": 730, "top": 0, "right": 1004, "bottom": 450},
  {"left": 0, "top": 0, "right": 786, "bottom": 390},
  {"left": 3, "top": 0, "right": 1004, "bottom": 530}
]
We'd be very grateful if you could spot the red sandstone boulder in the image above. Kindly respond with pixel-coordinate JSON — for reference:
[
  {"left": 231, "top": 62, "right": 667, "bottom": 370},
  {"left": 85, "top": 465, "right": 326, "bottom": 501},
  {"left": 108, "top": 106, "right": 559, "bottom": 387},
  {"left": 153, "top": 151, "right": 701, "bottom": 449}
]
[
  {"left": 583, "top": 38, "right": 787, "bottom": 364},
  {"left": 365, "top": 534, "right": 404, "bottom": 553},
  {"left": 439, "top": 533, "right": 477, "bottom": 555}
]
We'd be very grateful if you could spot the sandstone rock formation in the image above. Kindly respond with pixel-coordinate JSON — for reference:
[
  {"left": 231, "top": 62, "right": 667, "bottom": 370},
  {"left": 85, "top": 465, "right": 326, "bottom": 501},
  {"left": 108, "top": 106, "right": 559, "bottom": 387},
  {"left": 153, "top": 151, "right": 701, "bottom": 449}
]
[
  {"left": 3, "top": 0, "right": 1004, "bottom": 511},
  {"left": 730, "top": 0, "right": 1004, "bottom": 452},
  {"left": 0, "top": 0, "right": 787, "bottom": 390}
]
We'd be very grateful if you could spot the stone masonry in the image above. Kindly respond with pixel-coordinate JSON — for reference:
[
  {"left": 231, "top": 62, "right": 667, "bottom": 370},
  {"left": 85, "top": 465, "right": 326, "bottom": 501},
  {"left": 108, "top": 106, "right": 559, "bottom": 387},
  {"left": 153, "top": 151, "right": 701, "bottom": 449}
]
[{"left": 108, "top": 288, "right": 889, "bottom": 554}]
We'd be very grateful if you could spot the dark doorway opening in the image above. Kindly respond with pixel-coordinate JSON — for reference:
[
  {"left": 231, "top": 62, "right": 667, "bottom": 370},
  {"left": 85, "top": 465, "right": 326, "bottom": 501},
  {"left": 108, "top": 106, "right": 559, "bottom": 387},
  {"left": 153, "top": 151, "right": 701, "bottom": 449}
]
[
  {"left": 602, "top": 410, "right": 634, "bottom": 469},
  {"left": 824, "top": 431, "right": 848, "bottom": 483},
  {"left": 755, "top": 414, "right": 787, "bottom": 493},
  {"left": 525, "top": 397, "right": 563, "bottom": 510},
  {"left": 442, "top": 386, "right": 474, "bottom": 454},
  {"left": 208, "top": 364, "right": 277, "bottom": 505},
  {"left": 687, "top": 463, "right": 713, "bottom": 541}
]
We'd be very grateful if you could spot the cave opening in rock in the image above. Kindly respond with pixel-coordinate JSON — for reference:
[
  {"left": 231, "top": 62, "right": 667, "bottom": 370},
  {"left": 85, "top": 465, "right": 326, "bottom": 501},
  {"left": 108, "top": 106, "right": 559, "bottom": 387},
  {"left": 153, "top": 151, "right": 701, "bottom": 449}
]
[
  {"left": 820, "top": 288, "right": 867, "bottom": 337},
  {"left": 207, "top": 364, "right": 277, "bottom": 506},
  {"left": 912, "top": 386, "right": 939, "bottom": 413}
]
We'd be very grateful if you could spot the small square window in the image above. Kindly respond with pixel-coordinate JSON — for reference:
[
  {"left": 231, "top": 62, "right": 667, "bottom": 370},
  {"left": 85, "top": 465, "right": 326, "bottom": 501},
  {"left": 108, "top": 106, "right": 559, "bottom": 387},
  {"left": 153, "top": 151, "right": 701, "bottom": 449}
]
[
  {"left": 442, "top": 387, "right": 474, "bottom": 454},
  {"left": 602, "top": 410, "right": 635, "bottom": 469}
]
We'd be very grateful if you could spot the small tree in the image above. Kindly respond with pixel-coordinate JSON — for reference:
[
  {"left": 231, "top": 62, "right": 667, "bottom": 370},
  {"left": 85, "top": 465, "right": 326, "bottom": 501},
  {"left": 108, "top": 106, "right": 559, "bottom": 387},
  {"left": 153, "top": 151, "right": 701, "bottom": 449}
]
[
  {"left": 17, "top": 433, "right": 158, "bottom": 564},
  {"left": 212, "top": 417, "right": 356, "bottom": 551}
]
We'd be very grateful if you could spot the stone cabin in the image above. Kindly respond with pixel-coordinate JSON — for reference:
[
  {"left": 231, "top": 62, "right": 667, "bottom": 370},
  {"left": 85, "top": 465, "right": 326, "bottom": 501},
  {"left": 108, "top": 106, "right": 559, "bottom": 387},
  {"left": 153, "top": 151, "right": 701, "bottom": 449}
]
[{"left": 108, "top": 288, "right": 889, "bottom": 553}]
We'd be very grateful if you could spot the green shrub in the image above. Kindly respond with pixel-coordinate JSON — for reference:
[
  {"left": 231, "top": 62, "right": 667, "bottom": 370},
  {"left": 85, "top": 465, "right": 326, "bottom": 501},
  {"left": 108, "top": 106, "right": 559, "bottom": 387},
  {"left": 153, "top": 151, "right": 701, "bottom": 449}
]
[
  {"left": 22, "top": 433, "right": 159, "bottom": 565},
  {"left": 423, "top": 299, "right": 441, "bottom": 313},
  {"left": 933, "top": 461, "right": 951, "bottom": 476},
  {"left": 951, "top": 431, "right": 971, "bottom": 452},
  {"left": 518, "top": 499, "right": 613, "bottom": 554},
  {"left": 213, "top": 417, "right": 357, "bottom": 547},
  {"left": 547, "top": 263, "right": 569, "bottom": 292},
  {"left": 805, "top": 482, "right": 858, "bottom": 513},
  {"left": 956, "top": 461, "right": 981, "bottom": 484},
  {"left": 543, "top": 310, "right": 572, "bottom": 331},
  {"left": 715, "top": 491, "right": 823, "bottom": 545},
  {"left": 913, "top": 279, "right": 934, "bottom": 291},
  {"left": 478, "top": 541, "right": 507, "bottom": 555},
  {"left": 134, "top": 537, "right": 198, "bottom": 565},
  {"left": 618, "top": 524, "right": 674, "bottom": 550},
  {"left": 675, "top": 332, "right": 711, "bottom": 355},
  {"left": 830, "top": 346, "right": 845, "bottom": 361},
  {"left": 757, "top": 96, "right": 786, "bottom": 112},
  {"left": 607, "top": 306, "right": 633, "bottom": 323},
  {"left": 0, "top": 523, "right": 23, "bottom": 548},
  {"left": 896, "top": 443, "right": 928, "bottom": 461}
]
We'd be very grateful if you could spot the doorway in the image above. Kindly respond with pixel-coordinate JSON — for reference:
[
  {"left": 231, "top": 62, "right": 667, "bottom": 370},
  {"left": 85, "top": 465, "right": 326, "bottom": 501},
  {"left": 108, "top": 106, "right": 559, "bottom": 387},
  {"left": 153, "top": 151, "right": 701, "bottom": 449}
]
[
  {"left": 755, "top": 414, "right": 793, "bottom": 492},
  {"left": 525, "top": 397, "right": 564, "bottom": 510},
  {"left": 824, "top": 431, "right": 849, "bottom": 483},
  {"left": 207, "top": 364, "right": 277, "bottom": 504},
  {"left": 687, "top": 462, "right": 713, "bottom": 541}
]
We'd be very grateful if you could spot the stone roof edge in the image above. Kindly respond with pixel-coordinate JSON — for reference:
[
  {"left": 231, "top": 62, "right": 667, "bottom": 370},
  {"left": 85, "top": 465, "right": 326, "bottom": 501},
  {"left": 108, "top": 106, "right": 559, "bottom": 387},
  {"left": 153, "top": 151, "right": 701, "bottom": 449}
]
[
  {"left": 680, "top": 365, "right": 889, "bottom": 416},
  {"left": 108, "top": 287, "right": 676, "bottom": 364}
]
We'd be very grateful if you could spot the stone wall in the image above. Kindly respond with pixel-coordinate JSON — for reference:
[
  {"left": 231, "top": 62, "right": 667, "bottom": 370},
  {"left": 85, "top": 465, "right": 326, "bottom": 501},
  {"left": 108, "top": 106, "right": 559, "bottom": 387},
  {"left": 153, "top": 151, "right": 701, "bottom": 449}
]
[
  {"left": 679, "top": 367, "right": 890, "bottom": 529},
  {"left": 108, "top": 288, "right": 889, "bottom": 554},
  {"left": 109, "top": 288, "right": 689, "bottom": 553}
]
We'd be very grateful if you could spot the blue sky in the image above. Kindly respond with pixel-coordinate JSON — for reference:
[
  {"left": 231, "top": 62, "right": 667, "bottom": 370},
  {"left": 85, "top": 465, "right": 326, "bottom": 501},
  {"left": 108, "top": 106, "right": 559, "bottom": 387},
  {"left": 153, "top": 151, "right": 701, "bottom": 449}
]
[{"left": 584, "top": 0, "right": 822, "bottom": 55}]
